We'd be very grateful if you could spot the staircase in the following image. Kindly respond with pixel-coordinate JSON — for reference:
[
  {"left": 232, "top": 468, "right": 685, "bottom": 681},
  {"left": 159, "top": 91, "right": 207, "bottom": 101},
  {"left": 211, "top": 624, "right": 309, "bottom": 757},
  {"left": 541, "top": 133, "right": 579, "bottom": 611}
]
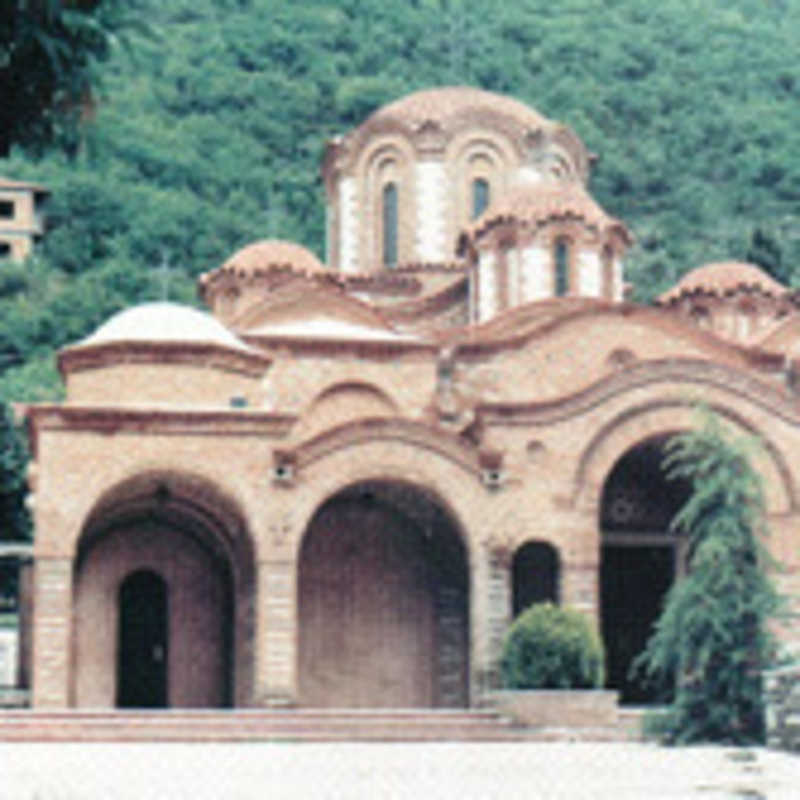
[{"left": 0, "top": 707, "right": 639, "bottom": 743}]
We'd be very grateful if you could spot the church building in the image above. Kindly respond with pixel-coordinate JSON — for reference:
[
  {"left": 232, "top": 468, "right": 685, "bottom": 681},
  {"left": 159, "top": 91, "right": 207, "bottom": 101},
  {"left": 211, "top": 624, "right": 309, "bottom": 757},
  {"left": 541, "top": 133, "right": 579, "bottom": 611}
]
[{"left": 22, "top": 87, "right": 800, "bottom": 710}]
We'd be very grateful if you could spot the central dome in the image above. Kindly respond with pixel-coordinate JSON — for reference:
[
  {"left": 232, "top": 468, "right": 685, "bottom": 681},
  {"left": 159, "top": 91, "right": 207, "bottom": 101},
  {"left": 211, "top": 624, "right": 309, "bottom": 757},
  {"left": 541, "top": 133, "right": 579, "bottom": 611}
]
[{"left": 365, "top": 86, "right": 550, "bottom": 131}]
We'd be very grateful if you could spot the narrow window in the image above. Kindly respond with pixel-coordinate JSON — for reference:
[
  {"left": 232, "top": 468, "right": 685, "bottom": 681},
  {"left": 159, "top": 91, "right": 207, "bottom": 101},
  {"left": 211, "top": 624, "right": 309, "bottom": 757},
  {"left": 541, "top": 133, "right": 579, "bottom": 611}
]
[
  {"left": 382, "top": 182, "right": 398, "bottom": 267},
  {"left": 602, "top": 246, "right": 615, "bottom": 300},
  {"left": 555, "top": 239, "right": 569, "bottom": 296},
  {"left": 0, "top": 242, "right": 10, "bottom": 258},
  {"left": 472, "top": 178, "right": 490, "bottom": 219},
  {"left": 0, "top": 201, "right": 14, "bottom": 219}
]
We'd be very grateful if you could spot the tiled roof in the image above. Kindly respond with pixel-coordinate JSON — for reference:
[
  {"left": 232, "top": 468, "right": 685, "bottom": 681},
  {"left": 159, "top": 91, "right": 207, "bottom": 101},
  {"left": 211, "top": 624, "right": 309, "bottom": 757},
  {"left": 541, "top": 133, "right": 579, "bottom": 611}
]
[
  {"left": 365, "top": 86, "right": 549, "bottom": 131},
  {"left": 460, "top": 180, "right": 631, "bottom": 245},
  {"left": 658, "top": 261, "right": 787, "bottom": 303},
  {"left": 203, "top": 240, "right": 326, "bottom": 282}
]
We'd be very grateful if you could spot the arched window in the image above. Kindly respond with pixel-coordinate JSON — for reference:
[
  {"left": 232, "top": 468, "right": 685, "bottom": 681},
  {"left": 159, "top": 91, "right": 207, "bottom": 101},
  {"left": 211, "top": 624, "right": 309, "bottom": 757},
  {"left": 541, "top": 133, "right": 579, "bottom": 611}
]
[
  {"left": 554, "top": 239, "right": 569, "bottom": 296},
  {"left": 472, "top": 178, "right": 490, "bottom": 219},
  {"left": 382, "top": 182, "right": 398, "bottom": 267},
  {"left": 512, "top": 542, "right": 559, "bottom": 617}
]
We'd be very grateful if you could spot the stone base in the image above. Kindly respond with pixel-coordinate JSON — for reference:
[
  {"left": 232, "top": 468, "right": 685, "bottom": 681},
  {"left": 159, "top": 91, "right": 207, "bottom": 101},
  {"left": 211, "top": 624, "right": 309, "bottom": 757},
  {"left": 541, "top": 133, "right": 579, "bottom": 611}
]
[{"left": 484, "top": 689, "right": 620, "bottom": 728}]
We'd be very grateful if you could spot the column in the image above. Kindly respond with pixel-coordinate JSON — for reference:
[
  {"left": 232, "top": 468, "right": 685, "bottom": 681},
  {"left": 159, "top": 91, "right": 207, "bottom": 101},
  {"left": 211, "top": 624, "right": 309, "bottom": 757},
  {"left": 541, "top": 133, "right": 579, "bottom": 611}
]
[
  {"left": 32, "top": 557, "right": 72, "bottom": 707},
  {"left": 254, "top": 558, "right": 297, "bottom": 707},
  {"left": 470, "top": 541, "right": 512, "bottom": 705}
]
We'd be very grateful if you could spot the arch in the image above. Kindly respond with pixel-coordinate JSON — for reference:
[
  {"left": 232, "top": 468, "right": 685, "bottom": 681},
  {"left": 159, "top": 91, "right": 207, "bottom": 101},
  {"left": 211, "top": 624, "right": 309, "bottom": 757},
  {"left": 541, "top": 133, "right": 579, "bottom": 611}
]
[
  {"left": 599, "top": 435, "right": 691, "bottom": 703},
  {"left": 297, "top": 479, "right": 470, "bottom": 708},
  {"left": 73, "top": 470, "right": 256, "bottom": 708},
  {"left": 357, "top": 136, "right": 416, "bottom": 269},
  {"left": 512, "top": 541, "right": 560, "bottom": 616},
  {"left": 572, "top": 401, "right": 795, "bottom": 515},
  {"left": 297, "top": 381, "right": 400, "bottom": 441}
]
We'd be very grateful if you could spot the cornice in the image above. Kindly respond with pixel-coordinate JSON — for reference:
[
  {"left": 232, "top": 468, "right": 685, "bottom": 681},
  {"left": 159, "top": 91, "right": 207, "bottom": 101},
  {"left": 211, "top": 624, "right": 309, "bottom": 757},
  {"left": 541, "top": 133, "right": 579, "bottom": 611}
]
[
  {"left": 58, "top": 341, "right": 271, "bottom": 379},
  {"left": 476, "top": 358, "right": 796, "bottom": 427},
  {"left": 25, "top": 405, "right": 296, "bottom": 457}
]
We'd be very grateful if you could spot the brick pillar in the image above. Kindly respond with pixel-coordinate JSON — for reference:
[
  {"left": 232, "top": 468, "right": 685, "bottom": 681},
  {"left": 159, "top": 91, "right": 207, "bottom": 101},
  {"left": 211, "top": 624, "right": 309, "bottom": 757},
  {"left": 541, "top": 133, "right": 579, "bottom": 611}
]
[
  {"left": 254, "top": 558, "right": 297, "bottom": 707},
  {"left": 561, "top": 558, "right": 600, "bottom": 627},
  {"left": 470, "top": 542, "right": 512, "bottom": 704},
  {"left": 32, "top": 557, "right": 72, "bottom": 708}
]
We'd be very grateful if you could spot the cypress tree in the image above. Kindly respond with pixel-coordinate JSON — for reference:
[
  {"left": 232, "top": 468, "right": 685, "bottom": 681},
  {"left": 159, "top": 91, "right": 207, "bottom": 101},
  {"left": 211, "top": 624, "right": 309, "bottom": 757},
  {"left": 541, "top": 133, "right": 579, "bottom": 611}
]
[{"left": 635, "top": 411, "right": 782, "bottom": 744}]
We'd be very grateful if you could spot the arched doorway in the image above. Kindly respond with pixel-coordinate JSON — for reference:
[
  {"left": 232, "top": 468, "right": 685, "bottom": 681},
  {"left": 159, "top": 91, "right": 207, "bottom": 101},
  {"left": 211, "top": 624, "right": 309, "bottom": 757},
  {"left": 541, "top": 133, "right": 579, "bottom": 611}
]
[
  {"left": 298, "top": 481, "right": 469, "bottom": 708},
  {"left": 599, "top": 436, "right": 691, "bottom": 703},
  {"left": 512, "top": 541, "right": 559, "bottom": 617},
  {"left": 117, "top": 570, "right": 168, "bottom": 708},
  {"left": 73, "top": 473, "right": 254, "bottom": 708}
]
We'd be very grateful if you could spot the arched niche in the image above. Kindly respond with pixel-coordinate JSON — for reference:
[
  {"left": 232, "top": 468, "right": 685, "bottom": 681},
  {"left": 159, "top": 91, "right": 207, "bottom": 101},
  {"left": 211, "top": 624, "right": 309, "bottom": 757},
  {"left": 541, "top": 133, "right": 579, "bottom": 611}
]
[
  {"left": 511, "top": 541, "right": 560, "bottom": 617},
  {"left": 297, "top": 479, "right": 470, "bottom": 708},
  {"left": 72, "top": 471, "right": 256, "bottom": 709}
]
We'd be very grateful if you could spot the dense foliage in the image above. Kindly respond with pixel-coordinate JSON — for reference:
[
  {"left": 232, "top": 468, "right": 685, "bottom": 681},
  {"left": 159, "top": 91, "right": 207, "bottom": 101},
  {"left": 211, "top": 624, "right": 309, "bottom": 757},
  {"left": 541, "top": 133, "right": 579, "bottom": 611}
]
[
  {"left": 0, "top": 403, "right": 30, "bottom": 541},
  {"left": 1, "top": 0, "right": 799, "bottom": 403},
  {"left": 0, "top": 0, "right": 139, "bottom": 157},
  {"left": 634, "top": 413, "right": 781, "bottom": 744},
  {"left": 501, "top": 602, "right": 604, "bottom": 690}
]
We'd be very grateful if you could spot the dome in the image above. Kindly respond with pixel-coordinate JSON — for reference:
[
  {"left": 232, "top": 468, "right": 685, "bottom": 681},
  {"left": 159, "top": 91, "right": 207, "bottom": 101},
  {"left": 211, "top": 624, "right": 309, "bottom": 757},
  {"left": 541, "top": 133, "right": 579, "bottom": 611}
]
[
  {"left": 658, "top": 261, "right": 786, "bottom": 303},
  {"left": 215, "top": 239, "right": 325, "bottom": 278},
  {"left": 459, "top": 179, "right": 632, "bottom": 250},
  {"left": 78, "top": 302, "right": 252, "bottom": 351},
  {"left": 364, "top": 86, "right": 550, "bottom": 132}
]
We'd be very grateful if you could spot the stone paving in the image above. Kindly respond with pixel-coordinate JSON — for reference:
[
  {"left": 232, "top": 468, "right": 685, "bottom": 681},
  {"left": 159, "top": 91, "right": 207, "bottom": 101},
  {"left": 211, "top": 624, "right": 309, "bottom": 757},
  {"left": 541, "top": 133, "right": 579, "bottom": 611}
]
[{"left": 1, "top": 742, "right": 799, "bottom": 799}]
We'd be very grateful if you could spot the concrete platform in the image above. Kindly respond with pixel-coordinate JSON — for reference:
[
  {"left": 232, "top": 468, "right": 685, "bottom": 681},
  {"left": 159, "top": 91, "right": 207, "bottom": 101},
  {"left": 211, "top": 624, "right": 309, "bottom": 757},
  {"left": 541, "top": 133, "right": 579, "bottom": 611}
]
[{"left": 0, "top": 741, "right": 799, "bottom": 799}]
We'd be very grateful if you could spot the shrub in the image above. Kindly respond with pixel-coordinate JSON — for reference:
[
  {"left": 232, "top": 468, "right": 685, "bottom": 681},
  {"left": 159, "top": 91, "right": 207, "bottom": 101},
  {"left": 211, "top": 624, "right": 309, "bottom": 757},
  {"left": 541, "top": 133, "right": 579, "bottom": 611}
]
[{"left": 500, "top": 602, "right": 605, "bottom": 690}]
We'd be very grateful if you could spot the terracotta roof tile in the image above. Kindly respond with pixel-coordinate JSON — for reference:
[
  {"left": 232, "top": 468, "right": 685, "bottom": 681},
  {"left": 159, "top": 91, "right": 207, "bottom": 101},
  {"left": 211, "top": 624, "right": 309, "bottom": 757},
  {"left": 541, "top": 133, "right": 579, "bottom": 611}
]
[
  {"left": 460, "top": 180, "right": 631, "bottom": 245},
  {"left": 658, "top": 261, "right": 787, "bottom": 303},
  {"left": 201, "top": 240, "right": 326, "bottom": 285},
  {"left": 365, "top": 86, "right": 549, "bottom": 131}
]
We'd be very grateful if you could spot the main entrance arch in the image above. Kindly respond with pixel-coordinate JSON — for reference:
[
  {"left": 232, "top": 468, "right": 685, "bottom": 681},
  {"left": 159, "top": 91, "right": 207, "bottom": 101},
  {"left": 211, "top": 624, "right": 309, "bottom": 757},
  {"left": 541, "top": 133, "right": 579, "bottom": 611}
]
[
  {"left": 298, "top": 480, "right": 470, "bottom": 708},
  {"left": 72, "top": 472, "right": 255, "bottom": 708},
  {"left": 599, "top": 436, "right": 691, "bottom": 703}
]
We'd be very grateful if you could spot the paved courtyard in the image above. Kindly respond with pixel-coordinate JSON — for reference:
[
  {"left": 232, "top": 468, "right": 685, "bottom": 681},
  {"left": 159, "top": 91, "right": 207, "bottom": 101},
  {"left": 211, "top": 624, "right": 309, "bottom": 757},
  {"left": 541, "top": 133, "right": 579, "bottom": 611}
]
[{"left": 1, "top": 741, "right": 798, "bottom": 799}]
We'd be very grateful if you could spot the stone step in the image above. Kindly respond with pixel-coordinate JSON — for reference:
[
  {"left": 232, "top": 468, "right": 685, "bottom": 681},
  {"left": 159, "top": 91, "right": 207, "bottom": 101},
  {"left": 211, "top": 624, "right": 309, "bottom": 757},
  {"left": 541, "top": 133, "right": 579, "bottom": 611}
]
[{"left": 0, "top": 708, "right": 633, "bottom": 743}]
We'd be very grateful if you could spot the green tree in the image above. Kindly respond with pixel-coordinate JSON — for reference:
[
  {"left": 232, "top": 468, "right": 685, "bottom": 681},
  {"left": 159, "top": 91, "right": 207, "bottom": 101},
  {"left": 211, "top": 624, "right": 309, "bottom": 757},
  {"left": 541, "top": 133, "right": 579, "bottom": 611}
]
[
  {"left": 0, "top": 403, "right": 30, "bottom": 541},
  {"left": 635, "top": 412, "right": 782, "bottom": 744},
  {"left": 0, "top": 0, "right": 137, "bottom": 156}
]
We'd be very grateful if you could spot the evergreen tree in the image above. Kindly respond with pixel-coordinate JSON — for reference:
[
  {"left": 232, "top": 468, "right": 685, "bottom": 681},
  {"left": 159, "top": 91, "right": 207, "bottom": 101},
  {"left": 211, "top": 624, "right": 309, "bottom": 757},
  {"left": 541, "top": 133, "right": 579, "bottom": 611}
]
[{"left": 635, "top": 411, "right": 782, "bottom": 744}]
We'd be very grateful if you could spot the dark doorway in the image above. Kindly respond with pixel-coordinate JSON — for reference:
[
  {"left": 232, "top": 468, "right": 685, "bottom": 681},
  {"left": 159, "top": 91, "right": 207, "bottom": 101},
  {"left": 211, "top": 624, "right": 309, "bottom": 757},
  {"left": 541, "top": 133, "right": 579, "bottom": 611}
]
[
  {"left": 512, "top": 542, "right": 559, "bottom": 616},
  {"left": 117, "top": 570, "right": 168, "bottom": 708},
  {"left": 599, "top": 436, "right": 691, "bottom": 704},
  {"left": 600, "top": 545, "right": 674, "bottom": 703}
]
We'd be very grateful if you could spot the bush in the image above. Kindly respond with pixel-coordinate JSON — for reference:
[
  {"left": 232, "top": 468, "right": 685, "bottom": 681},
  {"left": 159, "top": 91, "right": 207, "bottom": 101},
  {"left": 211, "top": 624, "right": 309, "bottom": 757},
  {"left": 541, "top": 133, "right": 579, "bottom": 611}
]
[{"left": 500, "top": 602, "right": 605, "bottom": 690}]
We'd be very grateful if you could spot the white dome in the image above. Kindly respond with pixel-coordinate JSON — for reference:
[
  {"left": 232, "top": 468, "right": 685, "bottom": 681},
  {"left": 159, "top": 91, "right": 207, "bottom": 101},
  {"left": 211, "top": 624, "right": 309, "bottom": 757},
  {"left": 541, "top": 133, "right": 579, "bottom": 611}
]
[{"left": 79, "top": 302, "right": 251, "bottom": 351}]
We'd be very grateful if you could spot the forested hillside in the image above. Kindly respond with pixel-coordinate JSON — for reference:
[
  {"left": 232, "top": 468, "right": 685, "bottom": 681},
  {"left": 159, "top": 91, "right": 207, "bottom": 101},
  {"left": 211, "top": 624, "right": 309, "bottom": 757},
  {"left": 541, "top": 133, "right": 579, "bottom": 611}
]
[{"left": 1, "top": 0, "right": 799, "bottom": 403}]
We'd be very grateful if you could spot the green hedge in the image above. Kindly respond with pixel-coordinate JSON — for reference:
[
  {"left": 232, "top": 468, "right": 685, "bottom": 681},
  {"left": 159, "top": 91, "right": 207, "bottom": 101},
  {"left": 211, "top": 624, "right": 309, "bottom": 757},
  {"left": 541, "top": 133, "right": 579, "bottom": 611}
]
[{"left": 501, "top": 602, "right": 605, "bottom": 690}]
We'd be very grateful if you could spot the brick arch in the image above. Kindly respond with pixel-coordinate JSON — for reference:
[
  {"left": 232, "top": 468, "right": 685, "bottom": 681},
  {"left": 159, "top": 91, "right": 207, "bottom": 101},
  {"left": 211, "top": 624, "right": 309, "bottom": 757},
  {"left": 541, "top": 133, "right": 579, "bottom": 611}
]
[
  {"left": 72, "top": 468, "right": 257, "bottom": 709},
  {"left": 295, "top": 470, "right": 472, "bottom": 708},
  {"left": 295, "top": 381, "right": 399, "bottom": 441},
  {"left": 356, "top": 135, "right": 417, "bottom": 268},
  {"left": 572, "top": 401, "right": 795, "bottom": 515},
  {"left": 290, "top": 439, "right": 483, "bottom": 561}
]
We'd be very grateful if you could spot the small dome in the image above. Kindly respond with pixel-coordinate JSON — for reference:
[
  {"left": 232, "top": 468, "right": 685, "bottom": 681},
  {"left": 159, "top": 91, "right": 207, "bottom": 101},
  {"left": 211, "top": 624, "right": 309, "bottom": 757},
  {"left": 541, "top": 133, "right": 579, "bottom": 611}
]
[
  {"left": 215, "top": 239, "right": 325, "bottom": 278},
  {"left": 78, "top": 302, "right": 251, "bottom": 351},
  {"left": 365, "top": 86, "right": 550, "bottom": 132},
  {"left": 459, "top": 180, "right": 631, "bottom": 250},
  {"left": 658, "top": 262, "right": 786, "bottom": 303}
]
